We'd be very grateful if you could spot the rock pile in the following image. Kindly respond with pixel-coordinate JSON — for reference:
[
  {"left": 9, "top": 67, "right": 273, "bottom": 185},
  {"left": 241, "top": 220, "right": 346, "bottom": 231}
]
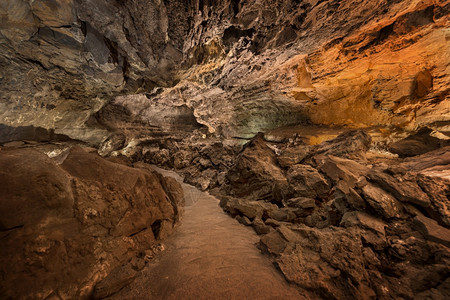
[{"left": 215, "top": 130, "right": 450, "bottom": 299}]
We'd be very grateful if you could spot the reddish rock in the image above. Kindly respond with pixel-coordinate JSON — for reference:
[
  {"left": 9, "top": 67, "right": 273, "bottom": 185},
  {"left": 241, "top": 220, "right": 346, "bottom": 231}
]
[{"left": 0, "top": 147, "right": 184, "bottom": 299}]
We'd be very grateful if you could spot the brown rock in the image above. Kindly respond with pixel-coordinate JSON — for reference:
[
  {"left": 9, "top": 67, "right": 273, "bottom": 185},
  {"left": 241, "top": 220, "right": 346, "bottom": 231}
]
[
  {"left": 226, "top": 133, "right": 288, "bottom": 201},
  {"left": 413, "top": 214, "right": 450, "bottom": 247},
  {"left": 286, "top": 164, "right": 330, "bottom": 198},
  {"left": 316, "top": 155, "right": 369, "bottom": 187},
  {"left": 313, "top": 130, "right": 372, "bottom": 161},
  {"left": 368, "top": 168, "right": 430, "bottom": 208},
  {"left": 361, "top": 183, "right": 404, "bottom": 219},
  {"left": 252, "top": 218, "right": 272, "bottom": 235},
  {"left": 259, "top": 230, "right": 288, "bottom": 257},
  {"left": 93, "top": 264, "right": 137, "bottom": 299},
  {"left": 277, "top": 145, "right": 311, "bottom": 168},
  {"left": 0, "top": 147, "right": 184, "bottom": 299},
  {"left": 388, "top": 128, "right": 448, "bottom": 158}
]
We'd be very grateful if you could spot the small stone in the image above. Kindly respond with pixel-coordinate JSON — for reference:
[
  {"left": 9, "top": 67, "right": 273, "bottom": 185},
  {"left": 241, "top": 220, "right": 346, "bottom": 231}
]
[
  {"left": 252, "top": 218, "right": 272, "bottom": 235},
  {"left": 236, "top": 215, "right": 252, "bottom": 226}
]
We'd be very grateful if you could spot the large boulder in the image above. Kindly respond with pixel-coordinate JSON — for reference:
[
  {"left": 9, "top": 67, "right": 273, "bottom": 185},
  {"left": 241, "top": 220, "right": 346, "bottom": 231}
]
[
  {"left": 225, "top": 133, "right": 288, "bottom": 201},
  {"left": 0, "top": 147, "right": 184, "bottom": 299}
]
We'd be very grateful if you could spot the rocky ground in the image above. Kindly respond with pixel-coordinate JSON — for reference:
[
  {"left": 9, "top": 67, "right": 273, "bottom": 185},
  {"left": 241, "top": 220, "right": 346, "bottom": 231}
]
[
  {"left": 103, "top": 122, "right": 450, "bottom": 299},
  {"left": 1, "top": 0, "right": 450, "bottom": 299},
  {"left": 210, "top": 130, "right": 450, "bottom": 299}
]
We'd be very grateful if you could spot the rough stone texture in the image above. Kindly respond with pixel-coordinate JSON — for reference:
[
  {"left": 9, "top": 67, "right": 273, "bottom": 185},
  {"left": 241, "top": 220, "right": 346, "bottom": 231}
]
[
  {"left": 388, "top": 127, "right": 450, "bottom": 157},
  {"left": 0, "top": 147, "right": 184, "bottom": 299},
  {"left": 2, "top": 0, "right": 448, "bottom": 145},
  {"left": 217, "top": 129, "right": 450, "bottom": 299},
  {"left": 225, "top": 133, "right": 288, "bottom": 201},
  {"left": 286, "top": 164, "right": 330, "bottom": 199}
]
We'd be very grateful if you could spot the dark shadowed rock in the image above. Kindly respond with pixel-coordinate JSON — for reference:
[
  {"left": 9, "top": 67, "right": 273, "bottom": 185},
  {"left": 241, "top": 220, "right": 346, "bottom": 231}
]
[
  {"left": 93, "top": 264, "right": 138, "bottom": 299},
  {"left": 226, "top": 133, "right": 288, "bottom": 201},
  {"left": 388, "top": 128, "right": 448, "bottom": 157}
]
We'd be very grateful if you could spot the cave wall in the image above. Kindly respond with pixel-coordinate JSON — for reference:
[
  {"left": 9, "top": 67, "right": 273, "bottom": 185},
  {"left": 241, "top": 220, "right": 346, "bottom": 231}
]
[{"left": 0, "top": 0, "right": 449, "bottom": 144}]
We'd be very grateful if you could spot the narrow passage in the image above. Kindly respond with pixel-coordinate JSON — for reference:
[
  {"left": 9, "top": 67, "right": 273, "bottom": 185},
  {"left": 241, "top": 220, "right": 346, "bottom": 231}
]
[{"left": 110, "top": 168, "right": 307, "bottom": 300}]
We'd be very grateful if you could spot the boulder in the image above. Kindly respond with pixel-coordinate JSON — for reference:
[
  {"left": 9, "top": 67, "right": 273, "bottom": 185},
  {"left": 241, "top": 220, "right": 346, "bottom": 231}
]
[
  {"left": 417, "top": 175, "right": 450, "bottom": 227},
  {"left": 277, "top": 145, "right": 311, "bottom": 168},
  {"left": 367, "top": 168, "right": 430, "bottom": 208},
  {"left": 361, "top": 184, "right": 404, "bottom": 219},
  {"left": 0, "top": 147, "right": 184, "bottom": 299},
  {"left": 275, "top": 225, "right": 372, "bottom": 299},
  {"left": 286, "top": 164, "right": 330, "bottom": 198},
  {"left": 316, "top": 155, "right": 369, "bottom": 187},
  {"left": 226, "top": 133, "right": 288, "bottom": 201},
  {"left": 313, "top": 130, "right": 372, "bottom": 161},
  {"left": 413, "top": 214, "right": 450, "bottom": 247}
]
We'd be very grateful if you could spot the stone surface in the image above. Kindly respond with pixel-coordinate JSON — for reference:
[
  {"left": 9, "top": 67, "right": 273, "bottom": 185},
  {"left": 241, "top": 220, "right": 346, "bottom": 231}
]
[
  {"left": 413, "top": 214, "right": 450, "bottom": 247},
  {"left": 0, "top": 147, "right": 184, "bottom": 299},
  {"left": 286, "top": 164, "right": 330, "bottom": 199},
  {"left": 388, "top": 128, "right": 449, "bottom": 157},
  {"left": 225, "top": 133, "right": 288, "bottom": 201},
  {"left": 361, "top": 183, "right": 404, "bottom": 219},
  {"left": 2, "top": 0, "right": 448, "bottom": 145}
]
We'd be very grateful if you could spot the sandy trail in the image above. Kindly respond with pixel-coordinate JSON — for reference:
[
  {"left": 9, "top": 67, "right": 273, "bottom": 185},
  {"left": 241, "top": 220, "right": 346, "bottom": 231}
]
[{"left": 110, "top": 167, "right": 307, "bottom": 300}]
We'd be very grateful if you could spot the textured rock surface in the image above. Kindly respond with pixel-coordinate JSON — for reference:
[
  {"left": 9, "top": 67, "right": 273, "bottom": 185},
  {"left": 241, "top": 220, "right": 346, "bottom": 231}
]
[
  {"left": 216, "top": 131, "right": 450, "bottom": 299},
  {"left": 0, "top": 146, "right": 184, "bottom": 299},
  {"left": 1, "top": 0, "right": 448, "bottom": 145}
]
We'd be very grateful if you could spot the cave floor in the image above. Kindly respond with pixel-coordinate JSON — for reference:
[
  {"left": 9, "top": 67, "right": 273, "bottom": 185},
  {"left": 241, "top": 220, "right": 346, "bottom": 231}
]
[{"left": 109, "top": 168, "right": 308, "bottom": 300}]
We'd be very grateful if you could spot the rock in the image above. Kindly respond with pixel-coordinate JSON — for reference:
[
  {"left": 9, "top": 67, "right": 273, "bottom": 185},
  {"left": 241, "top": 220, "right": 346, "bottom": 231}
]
[
  {"left": 236, "top": 215, "right": 252, "bottom": 226},
  {"left": 316, "top": 155, "right": 369, "bottom": 187},
  {"left": 340, "top": 211, "right": 386, "bottom": 235},
  {"left": 93, "top": 264, "right": 138, "bottom": 299},
  {"left": 226, "top": 133, "right": 288, "bottom": 201},
  {"left": 286, "top": 164, "right": 330, "bottom": 199},
  {"left": 417, "top": 175, "right": 450, "bottom": 227},
  {"left": 333, "top": 180, "right": 367, "bottom": 213},
  {"left": 277, "top": 145, "right": 311, "bottom": 168},
  {"left": 252, "top": 218, "right": 272, "bottom": 235},
  {"left": 413, "top": 214, "right": 450, "bottom": 247},
  {"left": 267, "top": 208, "right": 297, "bottom": 223},
  {"left": 276, "top": 225, "right": 372, "bottom": 299},
  {"left": 2, "top": 141, "right": 25, "bottom": 147},
  {"left": 313, "top": 130, "right": 372, "bottom": 161},
  {"left": 0, "top": 147, "right": 184, "bottom": 299},
  {"left": 361, "top": 183, "right": 404, "bottom": 219},
  {"left": 98, "top": 133, "right": 126, "bottom": 156},
  {"left": 286, "top": 197, "right": 316, "bottom": 209},
  {"left": 400, "top": 146, "right": 450, "bottom": 178},
  {"left": 388, "top": 128, "right": 448, "bottom": 158},
  {"left": 259, "top": 231, "right": 288, "bottom": 257},
  {"left": 367, "top": 168, "right": 430, "bottom": 208}
]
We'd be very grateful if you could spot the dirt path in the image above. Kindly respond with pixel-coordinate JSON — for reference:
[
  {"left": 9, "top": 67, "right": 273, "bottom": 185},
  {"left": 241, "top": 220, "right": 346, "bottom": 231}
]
[{"left": 110, "top": 168, "right": 307, "bottom": 300}]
